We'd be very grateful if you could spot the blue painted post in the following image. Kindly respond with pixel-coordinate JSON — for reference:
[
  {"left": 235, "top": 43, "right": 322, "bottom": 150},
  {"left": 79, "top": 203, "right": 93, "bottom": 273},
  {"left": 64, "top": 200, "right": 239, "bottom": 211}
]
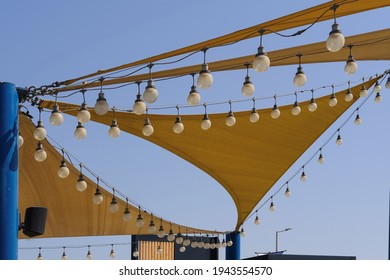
[
  {"left": 225, "top": 232, "right": 240, "bottom": 260},
  {"left": 0, "top": 82, "right": 19, "bottom": 260}
]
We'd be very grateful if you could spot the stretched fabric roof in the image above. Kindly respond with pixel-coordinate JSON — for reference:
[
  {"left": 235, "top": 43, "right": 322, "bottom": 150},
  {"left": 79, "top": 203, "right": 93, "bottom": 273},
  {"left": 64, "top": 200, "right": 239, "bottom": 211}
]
[
  {"left": 39, "top": 77, "right": 380, "bottom": 230},
  {"left": 56, "top": 28, "right": 390, "bottom": 93},
  {"left": 59, "top": 0, "right": 390, "bottom": 88},
  {"left": 18, "top": 115, "right": 219, "bottom": 239}
]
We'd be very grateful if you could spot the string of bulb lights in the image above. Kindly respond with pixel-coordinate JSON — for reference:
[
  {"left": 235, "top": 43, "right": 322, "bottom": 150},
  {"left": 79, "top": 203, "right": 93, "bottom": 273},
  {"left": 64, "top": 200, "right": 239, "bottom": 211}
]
[{"left": 239, "top": 73, "right": 389, "bottom": 234}]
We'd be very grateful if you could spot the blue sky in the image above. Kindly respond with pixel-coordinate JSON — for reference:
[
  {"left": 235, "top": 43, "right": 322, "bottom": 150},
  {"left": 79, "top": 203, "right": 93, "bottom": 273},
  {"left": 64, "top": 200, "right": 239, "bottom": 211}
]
[{"left": 2, "top": 0, "right": 389, "bottom": 260}]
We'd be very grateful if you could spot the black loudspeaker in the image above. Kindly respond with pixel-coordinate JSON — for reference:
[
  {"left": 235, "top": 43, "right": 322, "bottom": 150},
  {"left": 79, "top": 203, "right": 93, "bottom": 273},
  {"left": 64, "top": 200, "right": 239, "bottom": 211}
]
[{"left": 23, "top": 207, "right": 48, "bottom": 237}]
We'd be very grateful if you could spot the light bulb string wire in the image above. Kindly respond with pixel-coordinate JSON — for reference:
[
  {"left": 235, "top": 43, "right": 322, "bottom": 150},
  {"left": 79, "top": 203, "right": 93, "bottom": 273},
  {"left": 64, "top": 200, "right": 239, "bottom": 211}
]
[{"left": 243, "top": 73, "right": 387, "bottom": 224}]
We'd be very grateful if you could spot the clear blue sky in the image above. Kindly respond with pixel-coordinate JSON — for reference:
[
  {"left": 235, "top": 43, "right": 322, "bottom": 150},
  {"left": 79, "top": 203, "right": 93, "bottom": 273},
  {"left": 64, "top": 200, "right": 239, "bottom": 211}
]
[{"left": 2, "top": 0, "right": 389, "bottom": 260}]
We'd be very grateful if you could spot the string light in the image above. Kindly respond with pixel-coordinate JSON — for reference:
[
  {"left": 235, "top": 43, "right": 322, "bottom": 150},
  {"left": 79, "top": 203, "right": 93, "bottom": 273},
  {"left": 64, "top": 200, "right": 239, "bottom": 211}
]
[
  {"left": 308, "top": 89, "right": 318, "bottom": 112},
  {"left": 77, "top": 89, "right": 91, "bottom": 124},
  {"left": 240, "top": 227, "right": 246, "bottom": 237},
  {"left": 284, "top": 182, "right": 292, "bottom": 197},
  {"left": 344, "top": 45, "right": 358, "bottom": 75},
  {"left": 326, "top": 4, "right": 345, "bottom": 52},
  {"left": 179, "top": 244, "right": 186, "bottom": 252},
  {"left": 187, "top": 73, "right": 201, "bottom": 105},
  {"left": 226, "top": 235, "right": 233, "bottom": 247},
  {"left": 269, "top": 197, "right": 276, "bottom": 212},
  {"left": 61, "top": 247, "right": 67, "bottom": 260},
  {"left": 344, "top": 81, "right": 353, "bottom": 102},
  {"left": 329, "top": 85, "right": 338, "bottom": 107},
  {"left": 191, "top": 236, "right": 198, "bottom": 248},
  {"left": 108, "top": 108, "right": 121, "bottom": 138},
  {"left": 242, "top": 63, "right": 255, "bottom": 96},
  {"left": 157, "top": 244, "right": 163, "bottom": 255},
  {"left": 386, "top": 77, "right": 390, "bottom": 89},
  {"left": 374, "top": 81, "right": 382, "bottom": 103},
  {"left": 143, "top": 64, "right": 159, "bottom": 103},
  {"left": 336, "top": 129, "right": 343, "bottom": 145},
  {"left": 197, "top": 48, "right": 213, "bottom": 89},
  {"left": 33, "top": 108, "right": 46, "bottom": 141},
  {"left": 209, "top": 238, "right": 216, "bottom": 249},
  {"left": 197, "top": 236, "right": 204, "bottom": 248},
  {"left": 93, "top": 178, "right": 104, "bottom": 205},
  {"left": 167, "top": 223, "right": 175, "bottom": 242},
  {"left": 109, "top": 244, "right": 115, "bottom": 259},
  {"left": 249, "top": 98, "right": 260, "bottom": 123},
  {"left": 109, "top": 190, "right": 119, "bottom": 213},
  {"left": 374, "top": 92, "right": 382, "bottom": 103},
  {"left": 132, "top": 245, "right": 139, "bottom": 258},
  {"left": 173, "top": 105, "right": 184, "bottom": 134},
  {"left": 157, "top": 218, "right": 165, "bottom": 238},
  {"left": 37, "top": 247, "right": 43, "bottom": 260},
  {"left": 201, "top": 103, "right": 212, "bottom": 130},
  {"left": 271, "top": 95, "right": 281, "bottom": 119},
  {"left": 133, "top": 82, "right": 146, "bottom": 115},
  {"left": 183, "top": 232, "right": 191, "bottom": 247},
  {"left": 254, "top": 211, "right": 260, "bottom": 225},
  {"left": 300, "top": 166, "right": 307, "bottom": 182},
  {"left": 226, "top": 100, "right": 236, "bottom": 126},
  {"left": 148, "top": 214, "right": 157, "bottom": 234},
  {"left": 76, "top": 164, "right": 88, "bottom": 192},
  {"left": 293, "top": 53, "right": 307, "bottom": 87},
  {"left": 74, "top": 122, "right": 87, "bottom": 140},
  {"left": 94, "top": 77, "right": 110, "bottom": 115},
  {"left": 176, "top": 227, "right": 184, "bottom": 244},
  {"left": 354, "top": 109, "right": 362, "bottom": 125},
  {"left": 34, "top": 141, "right": 47, "bottom": 162},
  {"left": 86, "top": 245, "right": 93, "bottom": 260},
  {"left": 135, "top": 206, "right": 145, "bottom": 228},
  {"left": 122, "top": 199, "right": 132, "bottom": 222},
  {"left": 359, "top": 78, "right": 368, "bottom": 97},
  {"left": 253, "top": 29, "right": 270, "bottom": 72},
  {"left": 291, "top": 92, "right": 301, "bottom": 116},
  {"left": 49, "top": 95, "right": 64, "bottom": 126},
  {"left": 318, "top": 148, "right": 325, "bottom": 164},
  {"left": 142, "top": 108, "right": 154, "bottom": 136},
  {"left": 57, "top": 150, "right": 70, "bottom": 179}
]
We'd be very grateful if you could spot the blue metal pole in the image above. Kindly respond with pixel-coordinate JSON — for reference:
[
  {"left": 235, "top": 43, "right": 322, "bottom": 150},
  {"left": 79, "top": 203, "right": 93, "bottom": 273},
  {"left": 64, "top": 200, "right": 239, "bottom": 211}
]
[
  {"left": 225, "top": 232, "right": 240, "bottom": 260},
  {"left": 0, "top": 82, "right": 19, "bottom": 260}
]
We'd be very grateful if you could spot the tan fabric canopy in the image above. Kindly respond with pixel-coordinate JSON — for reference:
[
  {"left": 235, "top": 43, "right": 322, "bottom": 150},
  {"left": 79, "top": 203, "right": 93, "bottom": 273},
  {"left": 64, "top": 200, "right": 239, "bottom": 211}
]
[
  {"left": 60, "top": 0, "right": 389, "bottom": 87},
  {"left": 18, "top": 115, "right": 220, "bottom": 239},
  {"left": 39, "top": 77, "right": 380, "bottom": 230},
  {"left": 56, "top": 28, "right": 390, "bottom": 93}
]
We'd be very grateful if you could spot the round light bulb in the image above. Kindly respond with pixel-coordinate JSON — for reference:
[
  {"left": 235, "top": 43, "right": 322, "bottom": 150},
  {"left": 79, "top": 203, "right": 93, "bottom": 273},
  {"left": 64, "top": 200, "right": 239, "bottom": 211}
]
[
  {"left": 148, "top": 222, "right": 157, "bottom": 234},
  {"left": 374, "top": 83, "right": 381, "bottom": 93},
  {"left": 253, "top": 53, "right": 270, "bottom": 73},
  {"left": 61, "top": 253, "right": 67, "bottom": 260},
  {"left": 58, "top": 161, "right": 70, "bottom": 179},
  {"left": 284, "top": 188, "right": 292, "bottom": 197},
  {"left": 108, "top": 120, "right": 120, "bottom": 138},
  {"left": 173, "top": 119, "right": 184, "bottom": 134},
  {"left": 123, "top": 208, "right": 132, "bottom": 222},
  {"left": 133, "top": 95, "right": 146, "bottom": 115},
  {"left": 176, "top": 234, "right": 184, "bottom": 244},
  {"left": 183, "top": 238, "right": 191, "bottom": 247},
  {"left": 385, "top": 77, "right": 390, "bottom": 89},
  {"left": 329, "top": 95, "right": 338, "bottom": 107},
  {"left": 210, "top": 241, "right": 216, "bottom": 249},
  {"left": 157, "top": 226, "right": 165, "bottom": 238},
  {"left": 308, "top": 99, "right": 318, "bottom": 112},
  {"left": 93, "top": 189, "right": 104, "bottom": 205},
  {"left": 94, "top": 92, "right": 110, "bottom": 115},
  {"left": 300, "top": 171, "right": 307, "bottom": 182},
  {"left": 167, "top": 231, "right": 175, "bottom": 242},
  {"left": 191, "top": 240, "right": 198, "bottom": 248},
  {"left": 50, "top": 106, "right": 64, "bottom": 126},
  {"left": 374, "top": 93, "right": 382, "bottom": 103},
  {"left": 77, "top": 108, "right": 91, "bottom": 124},
  {"left": 269, "top": 202, "right": 276, "bottom": 212},
  {"left": 240, "top": 229, "right": 246, "bottom": 237},
  {"left": 33, "top": 121, "right": 47, "bottom": 141},
  {"left": 74, "top": 123, "right": 87, "bottom": 140},
  {"left": 354, "top": 115, "right": 362, "bottom": 125},
  {"left": 197, "top": 64, "right": 213, "bottom": 89},
  {"left": 226, "top": 113, "right": 236, "bottom": 127},
  {"left": 34, "top": 149, "right": 47, "bottom": 162},
  {"left": 18, "top": 134, "right": 24, "bottom": 148},
  {"left": 204, "top": 242, "right": 210, "bottom": 249},
  {"left": 293, "top": 69, "right": 307, "bottom": 87},
  {"left": 142, "top": 123, "right": 154, "bottom": 136},
  {"left": 179, "top": 245, "right": 186, "bottom": 253},
  {"left": 143, "top": 80, "right": 159, "bottom": 103},
  {"left": 187, "top": 86, "right": 201, "bottom": 105},
  {"left": 37, "top": 253, "right": 43, "bottom": 260},
  {"left": 254, "top": 216, "right": 260, "bottom": 225},
  {"left": 271, "top": 106, "right": 280, "bottom": 119},
  {"left": 326, "top": 23, "right": 345, "bottom": 52},
  {"left": 109, "top": 250, "right": 115, "bottom": 259},
  {"left": 344, "top": 59, "right": 358, "bottom": 75},
  {"left": 135, "top": 214, "right": 145, "bottom": 228},
  {"left": 336, "top": 135, "right": 343, "bottom": 145},
  {"left": 201, "top": 117, "right": 212, "bottom": 130},
  {"left": 249, "top": 109, "right": 260, "bottom": 123},
  {"left": 345, "top": 90, "right": 353, "bottom": 102},
  {"left": 197, "top": 240, "right": 204, "bottom": 248},
  {"left": 227, "top": 240, "right": 233, "bottom": 247},
  {"left": 109, "top": 199, "right": 119, "bottom": 213},
  {"left": 241, "top": 77, "right": 255, "bottom": 97},
  {"left": 291, "top": 102, "right": 301, "bottom": 116},
  {"left": 359, "top": 86, "right": 368, "bottom": 97},
  {"left": 132, "top": 250, "right": 139, "bottom": 258},
  {"left": 222, "top": 239, "right": 227, "bottom": 248},
  {"left": 157, "top": 246, "right": 163, "bottom": 255},
  {"left": 318, "top": 154, "right": 325, "bottom": 164},
  {"left": 86, "top": 251, "right": 92, "bottom": 260},
  {"left": 76, "top": 175, "right": 87, "bottom": 192}
]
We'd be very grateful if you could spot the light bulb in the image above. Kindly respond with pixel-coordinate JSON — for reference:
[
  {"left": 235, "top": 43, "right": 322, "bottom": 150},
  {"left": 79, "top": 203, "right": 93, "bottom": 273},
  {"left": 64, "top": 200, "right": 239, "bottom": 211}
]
[
  {"left": 308, "top": 99, "right": 318, "bottom": 112},
  {"left": 204, "top": 241, "right": 210, "bottom": 249},
  {"left": 271, "top": 105, "right": 280, "bottom": 119},
  {"left": 148, "top": 221, "right": 157, "bottom": 234},
  {"left": 50, "top": 105, "right": 64, "bottom": 126},
  {"left": 293, "top": 67, "right": 307, "bottom": 87},
  {"left": 326, "top": 23, "right": 345, "bottom": 52},
  {"left": 344, "top": 58, "right": 358, "bottom": 75},
  {"left": 241, "top": 77, "right": 255, "bottom": 96},
  {"left": 109, "top": 249, "right": 115, "bottom": 258},
  {"left": 216, "top": 240, "right": 222, "bottom": 249},
  {"left": 269, "top": 202, "right": 275, "bottom": 212},
  {"left": 167, "top": 230, "right": 175, "bottom": 242},
  {"left": 227, "top": 240, "right": 233, "bottom": 247},
  {"left": 37, "top": 253, "right": 43, "bottom": 260},
  {"left": 76, "top": 174, "right": 87, "bottom": 192},
  {"left": 249, "top": 109, "right": 260, "bottom": 123},
  {"left": 183, "top": 237, "right": 191, "bottom": 247},
  {"left": 222, "top": 239, "right": 227, "bottom": 248},
  {"left": 86, "top": 251, "right": 92, "bottom": 260},
  {"left": 94, "top": 91, "right": 110, "bottom": 115},
  {"left": 354, "top": 114, "right": 362, "bottom": 125},
  {"left": 176, "top": 234, "right": 184, "bottom": 244},
  {"left": 197, "top": 240, "right": 204, "bottom": 248},
  {"left": 374, "top": 93, "right": 382, "bottom": 103},
  {"left": 61, "top": 253, "right": 67, "bottom": 260},
  {"left": 253, "top": 46, "right": 270, "bottom": 72},
  {"left": 143, "top": 80, "right": 159, "bottom": 103},
  {"left": 33, "top": 121, "right": 47, "bottom": 141},
  {"left": 300, "top": 171, "right": 307, "bottom": 182},
  {"left": 318, "top": 153, "right": 325, "bottom": 164},
  {"left": 74, "top": 123, "right": 87, "bottom": 140},
  {"left": 93, "top": 188, "right": 104, "bottom": 205},
  {"left": 34, "top": 143, "right": 47, "bottom": 162},
  {"left": 254, "top": 216, "right": 260, "bottom": 225},
  {"left": 374, "top": 82, "right": 381, "bottom": 93},
  {"left": 157, "top": 226, "right": 165, "bottom": 238},
  {"left": 329, "top": 94, "right": 338, "bottom": 107},
  {"left": 291, "top": 102, "right": 301, "bottom": 116},
  {"left": 123, "top": 207, "right": 132, "bottom": 222},
  {"left": 336, "top": 135, "right": 343, "bottom": 145},
  {"left": 226, "top": 112, "right": 236, "bottom": 127},
  {"left": 135, "top": 214, "right": 145, "bottom": 228},
  {"left": 157, "top": 246, "right": 163, "bottom": 255},
  {"left": 210, "top": 240, "right": 216, "bottom": 249},
  {"left": 173, "top": 117, "right": 184, "bottom": 134},
  {"left": 108, "top": 120, "right": 120, "bottom": 138},
  {"left": 240, "top": 229, "right": 246, "bottom": 237},
  {"left": 201, "top": 115, "right": 212, "bottom": 130},
  {"left": 197, "top": 64, "right": 213, "bottom": 89},
  {"left": 284, "top": 187, "right": 292, "bottom": 197},
  {"left": 18, "top": 134, "right": 24, "bottom": 148},
  {"left": 132, "top": 250, "right": 139, "bottom": 258},
  {"left": 77, "top": 103, "right": 91, "bottom": 124},
  {"left": 142, "top": 118, "right": 154, "bottom": 136},
  {"left": 110, "top": 197, "right": 119, "bottom": 213},
  {"left": 133, "top": 95, "right": 146, "bottom": 115},
  {"left": 187, "top": 86, "right": 201, "bottom": 105},
  {"left": 359, "top": 86, "right": 368, "bottom": 97},
  {"left": 345, "top": 89, "right": 353, "bottom": 102},
  {"left": 58, "top": 161, "right": 70, "bottom": 178},
  {"left": 179, "top": 245, "right": 186, "bottom": 253},
  {"left": 385, "top": 77, "right": 390, "bottom": 89},
  {"left": 191, "top": 240, "right": 198, "bottom": 248}
]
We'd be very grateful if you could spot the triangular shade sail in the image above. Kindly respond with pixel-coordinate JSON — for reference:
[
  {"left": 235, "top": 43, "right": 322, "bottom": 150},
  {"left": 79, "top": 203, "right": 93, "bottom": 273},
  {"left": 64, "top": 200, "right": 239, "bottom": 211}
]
[
  {"left": 18, "top": 115, "right": 219, "bottom": 239},
  {"left": 40, "top": 77, "right": 380, "bottom": 230}
]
